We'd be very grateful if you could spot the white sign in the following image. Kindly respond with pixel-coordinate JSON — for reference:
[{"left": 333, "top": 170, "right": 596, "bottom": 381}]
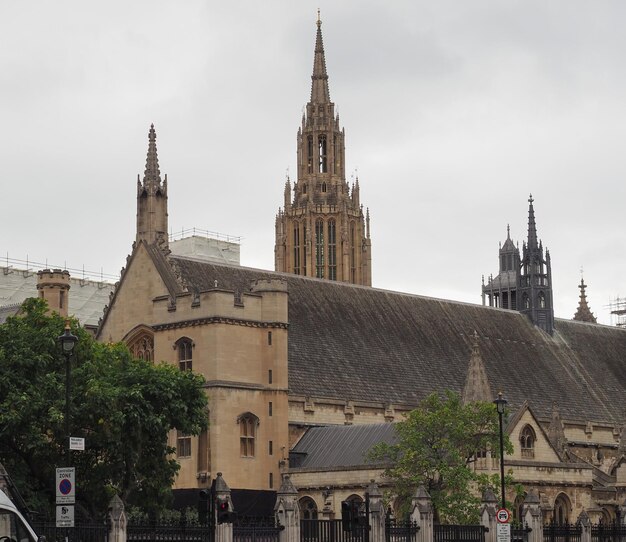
[
  {"left": 69, "top": 437, "right": 85, "bottom": 451},
  {"left": 56, "top": 467, "right": 75, "bottom": 504},
  {"left": 56, "top": 505, "right": 74, "bottom": 528},
  {"left": 496, "top": 508, "right": 511, "bottom": 524},
  {"left": 497, "top": 523, "right": 511, "bottom": 542}
]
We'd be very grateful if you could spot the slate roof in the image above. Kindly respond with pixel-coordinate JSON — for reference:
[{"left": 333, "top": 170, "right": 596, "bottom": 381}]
[
  {"left": 168, "top": 256, "right": 626, "bottom": 425},
  {"left": 290, "top": 423, "right": 397, "bottom": 469}
]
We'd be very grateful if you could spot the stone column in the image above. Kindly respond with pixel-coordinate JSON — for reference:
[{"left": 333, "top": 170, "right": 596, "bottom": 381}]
[
  {"left": 480, "top": 488, "right": 498, "bottom": 542},
  {"left": 619, "top": 498, "right": 626, "bottom": 526},
  {"left": 274, "top": 474, "right": 300, "bottom": 542},
  {"left": 366, "top": 480, "right": 385, "bottom": 542},
  {"left": 523, "top": 490, "right": 543, "bottom": 542},
  {"left": 410, "top": 486, "right": 433, "bottom": 542},
  {"left": 108, "top": 494, "right": 127, "bottom": 542},
  {"left": 215, "top": 472, "right": 234, "bottom": 542}
]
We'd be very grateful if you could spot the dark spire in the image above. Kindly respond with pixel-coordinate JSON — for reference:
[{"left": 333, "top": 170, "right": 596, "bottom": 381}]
[
  {"left": 143, "top": 124, "right": 161, "bottom": 186},
  {"left": 526, "top": 194, "right": 538, "bottom": 250},
  {"left": 573, "top": 275, "right": 597, "bottom": 323},
  {"left": 310, "top": 10, "right": 331, "bottom": 104}
]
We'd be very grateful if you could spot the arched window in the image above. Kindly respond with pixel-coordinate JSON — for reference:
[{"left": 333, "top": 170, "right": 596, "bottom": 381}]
[
  {"left": 299, "top": 497, "right": 318, "bottom": 520},
  {"left": 520, "top": 425, "right": 536, "bottom": 459},
  {"left": 315, "top": 219, "right": 325, "bottom": 279},
  {"left": 538, "top": 291, "right": 546, "bottom": 309},
  {"left": 523, "top": 293, "right": 530, "bottom": 309},
  {"left": 554, "top": 494, "right": 570, "bottom": 525},
  {"left": 307, "top": 137, "right": 313, "bottom": 173},
  {"left": 318, "top": 135, "right": 327, "bottom": 173},
  {"left": 513, "top": 494, "right": 526, "bottom": 524},
  {"left": 238, "top": 412, "right": 259, "bottom": 458},
  {"left": 349, "top": 221, "right": 356, "bottom": 283},
  {"left": 328, "top": 220, "right": 336, "bottom": 281},
  {"left": 321, "top": 182, "right": 327, "bottom": 193},
  {"left": 176, "top": 337, "right": 193, "bottom": 371},
  {"left": 127, "top": 330, "right": 154, "bottom": 362},
  {"left": 293, "top": 221, "right": 301, "bottom": 275}
]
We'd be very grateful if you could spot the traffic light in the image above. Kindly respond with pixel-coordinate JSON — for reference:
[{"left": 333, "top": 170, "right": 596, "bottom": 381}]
[
  {"left": 198, "top": 489, "right": 210, "bottom": 525},
  {"left": 217, "top": 496, "right": 234, "bottom": 524}
]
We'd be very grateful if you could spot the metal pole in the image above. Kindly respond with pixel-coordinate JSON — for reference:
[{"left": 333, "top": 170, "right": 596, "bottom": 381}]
[
  {"left": 498, "top": 409, "right": 506, "bottom": 510},
  {"left": 65, "top": 353, "right": 71, "bottom": 461}
]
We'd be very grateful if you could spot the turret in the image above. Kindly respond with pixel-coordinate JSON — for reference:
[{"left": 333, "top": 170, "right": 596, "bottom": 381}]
[
  {"left": 37, "top": 269, "right": 71, "bottom": 318},
  {"left": 136, "top": 124, "right": 169, "bottom": 249}
]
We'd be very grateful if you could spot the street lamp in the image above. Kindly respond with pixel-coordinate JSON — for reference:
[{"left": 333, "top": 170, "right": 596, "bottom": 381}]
[
  {"left": 58, "top": 321, "right": 78, "bottom": 458},
  {"left": 493, "top": 391, "right": 508, "bottom": 511}
]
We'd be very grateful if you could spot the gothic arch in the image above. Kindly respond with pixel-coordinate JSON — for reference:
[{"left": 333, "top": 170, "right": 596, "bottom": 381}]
[
  {"left": 123, "top": 324, "right": 155, "bottom": 361},
  {"left": 175, "top": 336, "right": 194, "bottom": 371},
  {"left": 237, "top": 412, "right": 259, "bottom": 458},
  {"left": 553, "top": 493, "right": 571, "bottom": 524},
  {"left": 299, "top": 496, "right": 319, "bottom": 520},
  {"left": 519, "top": 425, "right": 536, "bottom": 459}
]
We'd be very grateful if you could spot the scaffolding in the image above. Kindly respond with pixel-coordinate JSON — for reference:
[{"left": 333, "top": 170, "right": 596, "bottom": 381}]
[{"left": 608, "top": 297, "right": 626, "bottom": 327}]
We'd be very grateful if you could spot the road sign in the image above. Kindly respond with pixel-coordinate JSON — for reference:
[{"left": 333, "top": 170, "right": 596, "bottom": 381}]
[
  {"left": 497, "top": 523, "right": 511, "bottom": 542},
  {"left": 56, "top": 467, "right": 75, "bottom": 504},
  {"left": 56, "top": 505, "right": 74, "bottom": 528},
  {"left": 496, "top": 508, "right": 511, "bottom": 524},
  {"left": 69, "top": 437, "right": 85, "bottom": 451}
]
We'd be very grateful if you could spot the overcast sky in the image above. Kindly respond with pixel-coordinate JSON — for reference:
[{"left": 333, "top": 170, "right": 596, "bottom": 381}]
[{"left": 2, "top": 1, "right": 625, "bottom": 325}]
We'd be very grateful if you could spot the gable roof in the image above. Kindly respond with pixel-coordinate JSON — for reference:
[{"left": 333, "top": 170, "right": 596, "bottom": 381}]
[
  {"left": 290, "top": 423, "right": 397, "bottom": 469},
  {"left": 152, "top": 255, "right": 626, "bottom": 425}
]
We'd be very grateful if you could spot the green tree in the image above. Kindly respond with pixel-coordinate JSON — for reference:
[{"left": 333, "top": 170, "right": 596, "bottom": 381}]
[
  {"left": 0, "top": 298, "right": 208, "bottom": 519},
  {"left": 369, "top": 390, "right": 513, "bottom": 524}
]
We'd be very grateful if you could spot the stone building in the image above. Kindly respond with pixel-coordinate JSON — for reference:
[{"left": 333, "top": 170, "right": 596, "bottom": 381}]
[{"left": 93, "top": 15, "right": 626, "bottom": 523}]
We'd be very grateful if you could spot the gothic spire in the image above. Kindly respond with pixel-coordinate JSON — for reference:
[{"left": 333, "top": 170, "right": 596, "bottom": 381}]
[
  {"left": 310, "top": 10, "right": 331, "bottom": 104},
  {"left": 143, "top": 123, "right": 162, "bottom": 186},
  {"left": 462, "top": 331, "right": 492, "bottom": 404},
  {"left": 573, "top": 276, "right": 597, "bottom": 323},
  {"left": 526, "top": 194, "right": 538, "bottom": 251}
]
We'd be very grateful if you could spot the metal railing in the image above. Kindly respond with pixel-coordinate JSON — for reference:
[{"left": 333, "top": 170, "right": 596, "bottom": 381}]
[
  {"left": 543, "top": 523, "right": 582, "bottom": 542},
  {"left": 385, "top": 518, "right": 420, "bottom": 542},
  {"left": 434, "top": 524, "right": 487, "bottom": 542},
  {"left": 33, "top": 521, "right": 109, "bottom": 542}
]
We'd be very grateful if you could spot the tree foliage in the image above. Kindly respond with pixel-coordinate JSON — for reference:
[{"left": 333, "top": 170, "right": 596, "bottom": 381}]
[
  {"left": 369, "top": 390, "right": 513, "bottom": 525},
  {"left": 0, "top": 298, "right": 208, "bottom": 519}
]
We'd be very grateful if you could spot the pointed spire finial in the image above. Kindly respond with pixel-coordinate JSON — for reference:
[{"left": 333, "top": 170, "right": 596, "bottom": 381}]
[
  {"left": 143, "top": 124, "right": 161, "bottom": 185},
  {"left": 310, "top": 11, "right": 330, "bottom": 104},
  {"left": 507, "top": 224, "right": 510, "bottom": 239},
  {"left": 317, "top": 8, "right": 321, "bottom": 27}
]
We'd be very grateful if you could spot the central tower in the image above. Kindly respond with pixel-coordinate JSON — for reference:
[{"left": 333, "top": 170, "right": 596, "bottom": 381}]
[{"left": 275, "top": 14, "right": 372, "bottom": 286}]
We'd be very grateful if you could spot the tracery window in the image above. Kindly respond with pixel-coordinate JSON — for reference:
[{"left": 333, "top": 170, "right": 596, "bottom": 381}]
[
  {"left": 349, "top": 221, "right": 356, "bottom": 283},
  {"left": 307, "top": 136, "right": 313, "bottom": 173},
  {"left": 328, "top": 219, "right": 337, "bottom": 281},
  {"left": 299, "top": 497, "right": 318, "bottom": 520},
  {"left": 318, "top": 135, "right": 327, "bottom": 173},
  {"left": 177, "top": 337, "right": 193, "bottom": 371},
  {"left": 538, "top": 291, "right": 546, "bottom": 309},
  {"left": 520, "top": 425, "right": 536, "bottom": 459},
  {"left": 238, "top": 412, "right": 259, "bottom": 458},
  {"left": 315, "top": 219, "right": 325, "bottom": 279},
  {"left": 128, "top": 332, "right": 154, "bottom": 362},
  {"left": 293, "top": 221, "right": 301, "bottom": 275}
]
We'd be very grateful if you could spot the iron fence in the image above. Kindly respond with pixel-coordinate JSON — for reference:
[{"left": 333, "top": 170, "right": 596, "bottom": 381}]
[
  {"left": 127, "top": 518, "right": 213, "bottom": 542},
  {"left": 234, "top": 517, "right": 283, "bottom": 542},
  {"left": 300, "top": 519, "right": 368, "bottom": 542},
  {"left": 434, "top": 524, "right": 487, "bottom": 542},
  {"left": 511, "top": 525, "right": 532, "bottom": 542},
  {"left": 33, "top": 521, "right": 109, "bottom": 542},
  {"left": 385, "top": 518, "right": 419, "bottom": 542},
  {"left": 591, "top": 521, "right": 626, "bottom": 542},
  {"left": 543, "top": 522, "right": 582, "bottom": 542}
]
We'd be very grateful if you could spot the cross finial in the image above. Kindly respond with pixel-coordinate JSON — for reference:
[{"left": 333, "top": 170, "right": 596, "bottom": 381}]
[
  {"left": 528, "top": 193, "right": 534, "bottom": 204},
  {"left": 317, "top": 8, "right": 321, "bottom": 27}
]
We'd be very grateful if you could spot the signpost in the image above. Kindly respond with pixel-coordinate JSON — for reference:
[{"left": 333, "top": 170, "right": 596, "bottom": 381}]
[
  {"left": 56, "top": 467, "right": 75, "bottom": 504},
  {"left": 56, "top": 505, "right": 74, "bottom": 528},
  {"left": 496, "top": 508, "right": 511, "bottom": 542}
]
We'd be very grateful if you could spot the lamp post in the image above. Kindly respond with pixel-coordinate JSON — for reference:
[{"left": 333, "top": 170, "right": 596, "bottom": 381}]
[
  {"left": 493, "top": 391, "right": 508, "bottom": 511},
  {"left": 58, "top": 321, "right": 78, "bottom": 459}
]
